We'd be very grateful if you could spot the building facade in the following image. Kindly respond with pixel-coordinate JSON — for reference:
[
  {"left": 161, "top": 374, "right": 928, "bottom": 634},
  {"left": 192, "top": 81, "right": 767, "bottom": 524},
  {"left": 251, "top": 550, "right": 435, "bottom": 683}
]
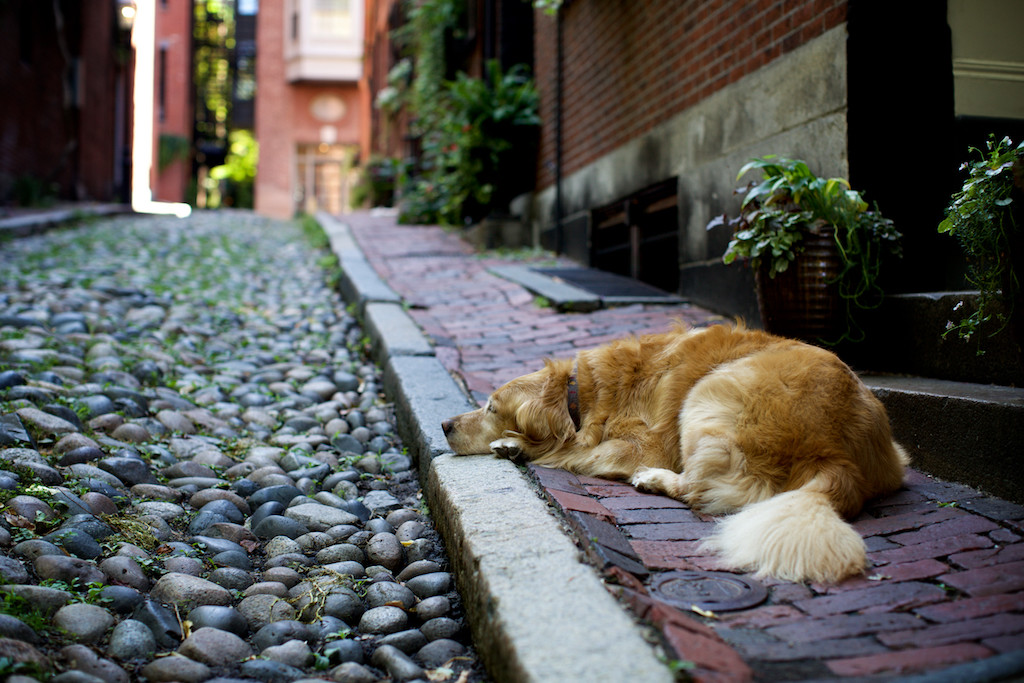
[
  {"left": 0, "top": 0, "right": 134, "bottom": 207},
  {"left": 361, "top": 0, "right": 1024, "bottom": 323},
  {"left": 151, "top": 0, "right": 194, "bottom": 203},
  {"left": 254, "top": 0, "right": 366, "bottom": 218},
  {"left": 521, "top": 0, "right": 1024, "bottom": 319}
]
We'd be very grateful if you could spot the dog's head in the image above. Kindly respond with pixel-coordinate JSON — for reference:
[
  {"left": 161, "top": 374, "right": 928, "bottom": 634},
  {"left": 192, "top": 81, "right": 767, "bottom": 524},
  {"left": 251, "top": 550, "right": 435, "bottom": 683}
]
[{"left": 442, "top": 360, "right": 577, "bottom": 456}]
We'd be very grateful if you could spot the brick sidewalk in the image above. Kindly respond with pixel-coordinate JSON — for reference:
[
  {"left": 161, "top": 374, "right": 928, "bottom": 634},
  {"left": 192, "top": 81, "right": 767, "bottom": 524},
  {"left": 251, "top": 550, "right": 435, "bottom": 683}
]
[{"left": 344, "top": 210, "right": 1024, "bottom": 681}]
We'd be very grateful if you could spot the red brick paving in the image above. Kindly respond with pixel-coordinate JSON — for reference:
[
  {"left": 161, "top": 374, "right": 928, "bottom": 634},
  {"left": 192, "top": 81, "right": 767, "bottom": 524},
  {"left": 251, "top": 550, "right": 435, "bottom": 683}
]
[
  {"left": 826, "top": 643, "right": 995, "bottom": 677},
  {"left": 545, "top": 488, "right": 617, "bottom": 522},
  {"left": 939, "top": 560, "right": 1024, "bottom": 597},
  {"left": 344, "top": 211, "right": 1024, "bottom": 680}
]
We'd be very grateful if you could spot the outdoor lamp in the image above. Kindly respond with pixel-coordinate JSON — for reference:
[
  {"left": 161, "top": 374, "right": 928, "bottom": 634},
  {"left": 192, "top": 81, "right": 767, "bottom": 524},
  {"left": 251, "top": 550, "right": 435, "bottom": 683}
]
[{"left": 117, "top": 0, "right": 137, "bottom": 31}]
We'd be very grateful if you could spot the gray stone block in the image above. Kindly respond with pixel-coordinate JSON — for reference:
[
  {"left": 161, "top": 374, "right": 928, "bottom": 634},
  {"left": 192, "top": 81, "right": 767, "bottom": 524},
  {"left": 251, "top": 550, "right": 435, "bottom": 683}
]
[
  {"left": 428, "top": 454, "right": 674, "bottom": 683},
  {"left": 364, "top": 302, "right": 434, "bottom": 358},
  {"left": 382, "top": 356, "right": 475, "bottom": 476},
  {"left": 337, "top": 258, "right": 402, "bottom": 313},
  {"left": 865, "top": 375, "right": 1024, "bottom": 504}
]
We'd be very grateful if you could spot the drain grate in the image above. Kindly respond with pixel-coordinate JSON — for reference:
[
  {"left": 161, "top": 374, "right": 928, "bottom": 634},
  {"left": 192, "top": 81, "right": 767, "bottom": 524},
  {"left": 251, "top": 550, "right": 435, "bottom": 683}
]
[
  {"left": 531, "top": 267, "right": 678, "bottom": 300},
  {"left": 649, "top": 570, "right": 768, "bottom": 612}
]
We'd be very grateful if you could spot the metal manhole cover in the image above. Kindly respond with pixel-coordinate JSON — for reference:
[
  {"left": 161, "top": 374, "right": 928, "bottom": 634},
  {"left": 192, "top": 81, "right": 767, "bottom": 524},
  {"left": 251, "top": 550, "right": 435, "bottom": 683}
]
[{"left": 649, "top": 571, "right": 767, "bottom": 612}]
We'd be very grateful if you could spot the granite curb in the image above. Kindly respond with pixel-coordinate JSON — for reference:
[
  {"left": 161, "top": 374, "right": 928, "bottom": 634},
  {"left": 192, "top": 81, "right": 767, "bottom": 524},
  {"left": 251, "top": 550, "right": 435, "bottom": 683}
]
[
  {"left": 318, "top": 210, "right": 403, "bottom": 314},
  {"left": 317, "top": 213, "right": 675, "bottom": 682}
]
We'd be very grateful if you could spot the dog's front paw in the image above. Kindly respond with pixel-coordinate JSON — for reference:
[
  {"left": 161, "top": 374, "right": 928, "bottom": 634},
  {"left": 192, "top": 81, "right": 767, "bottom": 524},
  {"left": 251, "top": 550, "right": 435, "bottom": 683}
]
[
  {"left": 631, "top": 466, "right": 675, "bottom": 494},
  {"left": 490, "top": 438, "right": 526, "bottom": 463},
  {"left": 630, "top": 466, "right": 656, "bottom": 491}
]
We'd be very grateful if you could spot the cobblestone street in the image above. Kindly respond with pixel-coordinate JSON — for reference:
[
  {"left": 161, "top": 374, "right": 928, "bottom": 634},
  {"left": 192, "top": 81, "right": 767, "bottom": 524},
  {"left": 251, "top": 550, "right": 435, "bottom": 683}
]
[{"left": 0, "top": 213, "right": 484, "bottom": 682}]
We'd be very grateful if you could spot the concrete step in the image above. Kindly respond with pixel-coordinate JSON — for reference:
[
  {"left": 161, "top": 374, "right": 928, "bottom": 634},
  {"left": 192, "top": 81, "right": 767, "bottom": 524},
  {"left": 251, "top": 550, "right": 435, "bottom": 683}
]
[
  {"left": 852, "top": 292, "right": 1024, "bottom": 386},
  {"left": 863, "top": 374, "right": 1024, "bottom": 504}
]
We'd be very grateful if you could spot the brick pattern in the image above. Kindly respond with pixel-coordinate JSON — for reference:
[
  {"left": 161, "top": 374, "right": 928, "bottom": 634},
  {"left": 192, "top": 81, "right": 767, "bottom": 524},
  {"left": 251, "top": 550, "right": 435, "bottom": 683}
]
[
  {"left": 347, "top": 212, "right": 1024, "bottom": 680},
  {"left": 533, "top": 0, "right": 847, "bottom": 189},
  {"left": 532, "top": 465, "right": 1024, "bottom": 680},
  {"left": 347, "top": 215, "right": 723, "bottom": 396}
]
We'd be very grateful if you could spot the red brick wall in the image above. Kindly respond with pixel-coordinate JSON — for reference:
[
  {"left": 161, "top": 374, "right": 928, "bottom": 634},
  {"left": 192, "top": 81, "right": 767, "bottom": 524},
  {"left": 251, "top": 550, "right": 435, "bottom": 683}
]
[
  {"left": 533, "top": 0, "right": 847, "bottom": 190},
  {"left": 254, "top": 0, "right": 292, "bottom": 217},
  {"left": 0, "top": 0, "right": 126, "bottom": 203},
  {"left": 255, "top": 0, "right": 363, "bottom": 218},
  {"left": 153, "top": 0, "right": 194, "bottom": 203}
]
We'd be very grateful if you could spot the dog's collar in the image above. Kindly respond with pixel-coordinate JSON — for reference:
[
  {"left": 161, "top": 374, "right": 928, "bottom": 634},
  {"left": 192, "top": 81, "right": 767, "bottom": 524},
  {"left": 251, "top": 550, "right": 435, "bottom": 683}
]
[{"left": 567, "top": 360, "right": 581, "bottom": 431}]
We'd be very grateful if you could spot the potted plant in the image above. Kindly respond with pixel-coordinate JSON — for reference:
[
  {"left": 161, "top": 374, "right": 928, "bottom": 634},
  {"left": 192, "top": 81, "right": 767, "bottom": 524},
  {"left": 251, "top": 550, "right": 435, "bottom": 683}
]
[
  {"left": 938, "top": 135, "right": 1024, "bottom": 353},
  {"left": 710, "top": 156, "right": 902, "bottom": 344}
]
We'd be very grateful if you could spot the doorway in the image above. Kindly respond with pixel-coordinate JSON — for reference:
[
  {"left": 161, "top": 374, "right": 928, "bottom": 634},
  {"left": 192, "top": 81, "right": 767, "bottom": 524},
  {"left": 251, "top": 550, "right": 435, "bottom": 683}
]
[{"left": 294, "top": 143, "right": 357, "bottom": 215}]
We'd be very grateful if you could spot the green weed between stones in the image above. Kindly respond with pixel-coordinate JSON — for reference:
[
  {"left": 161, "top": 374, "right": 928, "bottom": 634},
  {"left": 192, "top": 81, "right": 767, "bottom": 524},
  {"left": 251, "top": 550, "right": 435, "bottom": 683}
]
[
  {"left": 0, "top": 655, "right": 43, "bottom": 678},
  {"left": 0, "top": 584, "right": 52, "bottom": 634}
]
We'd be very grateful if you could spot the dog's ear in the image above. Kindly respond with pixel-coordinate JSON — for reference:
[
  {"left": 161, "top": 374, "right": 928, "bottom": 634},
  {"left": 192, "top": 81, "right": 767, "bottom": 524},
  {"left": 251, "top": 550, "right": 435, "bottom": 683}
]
[{"left": 512, "top": 366, "right": 575, "bottom": 455}]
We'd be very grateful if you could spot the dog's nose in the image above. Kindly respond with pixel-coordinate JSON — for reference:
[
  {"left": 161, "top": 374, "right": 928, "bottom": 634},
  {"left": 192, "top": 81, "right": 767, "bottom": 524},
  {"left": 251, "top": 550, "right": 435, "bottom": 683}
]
[{"left": 441, "top": 419, "right": 453, "bottom": 436}]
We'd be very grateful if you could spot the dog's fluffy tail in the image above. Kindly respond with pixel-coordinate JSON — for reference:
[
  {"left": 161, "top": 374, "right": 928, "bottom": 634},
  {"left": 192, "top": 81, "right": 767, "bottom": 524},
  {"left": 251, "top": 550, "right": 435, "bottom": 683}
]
[{"left": 704, "top": 486, "right": 866, "bottom": 584}]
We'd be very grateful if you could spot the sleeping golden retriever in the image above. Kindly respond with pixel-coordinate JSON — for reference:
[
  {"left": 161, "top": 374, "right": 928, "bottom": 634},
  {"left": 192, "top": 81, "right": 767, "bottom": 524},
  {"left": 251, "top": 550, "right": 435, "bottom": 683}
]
[{"left": 442, "top": 324, "right": 909, "bottom": 584}]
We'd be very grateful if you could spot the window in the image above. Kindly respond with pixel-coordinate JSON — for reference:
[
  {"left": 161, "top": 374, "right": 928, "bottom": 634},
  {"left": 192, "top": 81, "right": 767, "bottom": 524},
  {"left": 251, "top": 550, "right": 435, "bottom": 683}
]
[
  {"left": 158, "top": 45, "right": 168, "bottom": 122},
  {"left": 590, "top": 179, "right": 680, "bottom": 294},
  {"left": 311, "top": 0, "right": 351, "bottom": 39},
  {"left": 284, "top": 0, "right": 362, "bottom": 82}
]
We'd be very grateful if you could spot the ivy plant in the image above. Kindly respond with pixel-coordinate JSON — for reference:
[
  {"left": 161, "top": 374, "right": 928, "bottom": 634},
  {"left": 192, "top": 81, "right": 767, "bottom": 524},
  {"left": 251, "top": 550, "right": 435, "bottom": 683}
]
[
  {"left": 382, "top": 0, "right": 539, "bottom": 226},
  {"left": 938, "top": 135, "right": 1024, "bottom": 347}
]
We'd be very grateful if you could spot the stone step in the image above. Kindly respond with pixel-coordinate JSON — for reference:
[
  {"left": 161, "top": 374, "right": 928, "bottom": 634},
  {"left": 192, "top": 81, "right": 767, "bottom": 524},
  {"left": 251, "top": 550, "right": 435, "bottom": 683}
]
[
  {"left": 853, "top": 292, "right": 1024, "bottom": 387},
  {"left": 863, "top": 374, "right": 1024, "bottom": 504}
]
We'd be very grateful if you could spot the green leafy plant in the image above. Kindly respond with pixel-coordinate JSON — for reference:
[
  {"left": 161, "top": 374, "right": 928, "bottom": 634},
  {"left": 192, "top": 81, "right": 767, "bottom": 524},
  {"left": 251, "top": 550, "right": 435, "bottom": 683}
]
[
  {"left": 375, "top": 59, "right": 412, "bottom": 117},
  {"left": 532, "top": 0, "right": 563, "bottom": 14},
  {"left": 401, "top": 60, "right": 540, "bottom": 225},
  {"left": 400, "top": 0, "right": 460, "bottom": 131},
  {"left": 0, "top": 655, "right": 42, "bottom": 677},
  {"left": 325, "top": 627, "right": 353, "bottom": 640},
  {"left": 10, "top": 174, "right": 58, "bottom": 208},
  {"left": 938, "top": 135, "right": 1024, "bottom": 348},
  {"left": 386, "top": 0, "right": 539, "bottom": 225},
  {"left": 714, "top": 156, "right": 902, "bottom": 342},
  {"left": 85, "top": 581, "right": 113, "bottom": 605},
  {"left": 299, "top": 214, "right": 329, "bottom": 250},
  {"left": 0, "top": 585, "right": 52, "bottom": 635},
  {"left": 209, "top": 129, "right": 259, "bottom": 209},
  {"left": 351, "top": 156, "right": 401, "bottom": 209}
]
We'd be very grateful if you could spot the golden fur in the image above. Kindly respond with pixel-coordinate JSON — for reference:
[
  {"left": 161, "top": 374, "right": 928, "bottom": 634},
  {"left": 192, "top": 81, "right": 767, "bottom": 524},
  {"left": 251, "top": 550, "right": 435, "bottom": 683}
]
[{"left": 442, "top": 324, "right": 909, "bottom": 584}]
